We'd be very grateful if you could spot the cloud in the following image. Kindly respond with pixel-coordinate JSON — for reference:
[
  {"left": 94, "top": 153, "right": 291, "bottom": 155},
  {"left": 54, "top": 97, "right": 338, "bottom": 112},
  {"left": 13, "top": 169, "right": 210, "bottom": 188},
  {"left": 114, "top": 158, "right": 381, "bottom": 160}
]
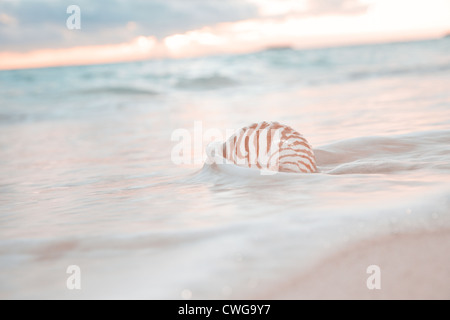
[
  {"left": 248, "top": 0, "right": 369, "bottom": 17},
  {"left": 2, "top": 0, "right": 448, "bottom": 69},
  {"left": 0, "top": 0, "right": 372, "bottom": 52},
  {"left": 307, "top": 0, "right": 369, "bottom": 15},
  {"left": 0, "top": 0, "right": 258, "bottom": 51},
  {"left": 0, "top": 13, "right": 17, "bottom": 26}
]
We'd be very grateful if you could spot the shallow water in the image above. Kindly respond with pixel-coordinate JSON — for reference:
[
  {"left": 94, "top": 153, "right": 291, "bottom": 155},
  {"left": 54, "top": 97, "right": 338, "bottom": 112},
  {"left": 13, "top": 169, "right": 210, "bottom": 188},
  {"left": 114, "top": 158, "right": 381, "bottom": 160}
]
[{"left": 1, "top": 38, "right": 450, "bottom": 298}]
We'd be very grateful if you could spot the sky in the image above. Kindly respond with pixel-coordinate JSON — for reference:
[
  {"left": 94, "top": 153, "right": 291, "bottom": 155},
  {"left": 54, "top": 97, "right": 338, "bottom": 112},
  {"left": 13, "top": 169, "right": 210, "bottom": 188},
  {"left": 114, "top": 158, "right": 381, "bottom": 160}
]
[{"left": 0, "top": 0, "right": 449, "bottom": 70}]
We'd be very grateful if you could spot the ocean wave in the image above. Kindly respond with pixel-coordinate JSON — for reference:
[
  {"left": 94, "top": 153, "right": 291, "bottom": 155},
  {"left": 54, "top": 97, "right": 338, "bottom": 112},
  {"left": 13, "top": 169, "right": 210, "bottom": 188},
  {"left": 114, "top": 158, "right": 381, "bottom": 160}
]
[
  {"left": 176, "top": 75, "right": 238, "bottom": 90},
  {"left": 79, "top": 86, "right": 159, "bottom": 96},
  {"left": 347, "top": 63, "right": 450, "bottom": 81},
  {"left": 197, "top": 130, "right": 450, "bottom": 178}
]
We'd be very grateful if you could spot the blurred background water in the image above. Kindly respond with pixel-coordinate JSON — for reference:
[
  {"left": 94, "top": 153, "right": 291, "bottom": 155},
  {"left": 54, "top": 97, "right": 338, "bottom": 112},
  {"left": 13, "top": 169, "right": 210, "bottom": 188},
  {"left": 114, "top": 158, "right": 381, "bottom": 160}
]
[{"left": 1, "top": 38, "right": 450, "bottom": 298}]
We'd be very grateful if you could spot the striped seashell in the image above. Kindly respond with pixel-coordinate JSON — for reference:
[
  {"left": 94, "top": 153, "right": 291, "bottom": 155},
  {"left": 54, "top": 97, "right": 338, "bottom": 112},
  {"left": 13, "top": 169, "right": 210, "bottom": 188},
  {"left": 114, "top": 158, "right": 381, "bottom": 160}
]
[{"left": 216, "top": 121, "right": 317, "bottom": 173}]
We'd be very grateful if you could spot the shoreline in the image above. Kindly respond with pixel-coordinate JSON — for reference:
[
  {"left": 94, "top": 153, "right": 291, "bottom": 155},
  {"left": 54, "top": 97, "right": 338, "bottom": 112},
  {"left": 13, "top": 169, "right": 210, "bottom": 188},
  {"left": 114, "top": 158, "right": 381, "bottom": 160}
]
[{"left": 258, "top": 228, "right": 450, "bottom": 300}]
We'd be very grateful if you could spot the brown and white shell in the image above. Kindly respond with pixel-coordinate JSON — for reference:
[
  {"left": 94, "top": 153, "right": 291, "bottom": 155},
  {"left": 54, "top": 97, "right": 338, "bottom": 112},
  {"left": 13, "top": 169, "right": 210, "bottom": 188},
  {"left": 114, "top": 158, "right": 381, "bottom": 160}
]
[{"left": 218, "top": 121, "right": 317, "bottom": 173}]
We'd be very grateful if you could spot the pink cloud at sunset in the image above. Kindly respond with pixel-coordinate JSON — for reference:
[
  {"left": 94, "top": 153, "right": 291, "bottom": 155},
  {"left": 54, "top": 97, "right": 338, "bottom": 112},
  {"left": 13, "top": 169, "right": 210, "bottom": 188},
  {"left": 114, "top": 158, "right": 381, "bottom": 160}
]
[{"left": 0, "top": 0, "right": 449, "bottom": 70}]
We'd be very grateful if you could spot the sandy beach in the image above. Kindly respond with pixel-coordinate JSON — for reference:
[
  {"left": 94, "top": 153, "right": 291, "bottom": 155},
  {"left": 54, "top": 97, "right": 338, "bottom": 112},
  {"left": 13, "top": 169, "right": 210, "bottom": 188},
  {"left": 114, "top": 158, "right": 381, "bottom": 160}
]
[
  {"left": 262, "top": 229, "right": 450, "bottom": 300},
  {"left": 1, "top": 31, "right": 450, "bottom": 299}
]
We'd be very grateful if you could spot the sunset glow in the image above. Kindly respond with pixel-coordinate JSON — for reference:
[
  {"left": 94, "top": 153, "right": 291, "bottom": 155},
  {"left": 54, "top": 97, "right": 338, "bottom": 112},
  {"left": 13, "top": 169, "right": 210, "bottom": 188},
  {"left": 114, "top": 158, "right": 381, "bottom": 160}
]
[
  {"left": 0, "top": 0, "right": 449, "bottom": 70},
  {"left": 0, "top": 36, "right": 160, "bottom": 70}
]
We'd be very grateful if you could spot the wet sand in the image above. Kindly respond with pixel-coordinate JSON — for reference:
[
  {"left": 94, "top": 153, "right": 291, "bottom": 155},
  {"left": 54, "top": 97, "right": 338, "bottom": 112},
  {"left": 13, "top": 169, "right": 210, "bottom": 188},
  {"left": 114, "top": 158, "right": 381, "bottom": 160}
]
[{"left": 263, "top": 229, "right": 450, "bottom": 300}]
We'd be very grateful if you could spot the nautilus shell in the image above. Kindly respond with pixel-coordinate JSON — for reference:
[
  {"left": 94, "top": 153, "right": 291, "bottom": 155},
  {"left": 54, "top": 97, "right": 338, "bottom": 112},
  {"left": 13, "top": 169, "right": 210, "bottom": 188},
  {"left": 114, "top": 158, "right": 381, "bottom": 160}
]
[{"left": 207, "top": 121, "right": 317, "bottom": 174}]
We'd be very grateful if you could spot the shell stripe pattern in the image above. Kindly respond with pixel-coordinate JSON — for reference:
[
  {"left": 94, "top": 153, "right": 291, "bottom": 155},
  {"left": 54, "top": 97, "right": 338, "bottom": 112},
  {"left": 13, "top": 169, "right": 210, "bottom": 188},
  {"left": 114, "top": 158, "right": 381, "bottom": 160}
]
[{"left": 221, "top": 121, "right": 317, "bottom": 173}]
